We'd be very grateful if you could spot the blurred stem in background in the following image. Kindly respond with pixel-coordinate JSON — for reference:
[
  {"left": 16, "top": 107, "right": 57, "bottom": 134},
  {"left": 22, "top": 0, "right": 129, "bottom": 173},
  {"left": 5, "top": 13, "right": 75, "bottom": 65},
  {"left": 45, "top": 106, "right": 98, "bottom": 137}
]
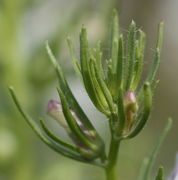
[{"left": 0, "top": 0, "right": 120, "bottom": 180}]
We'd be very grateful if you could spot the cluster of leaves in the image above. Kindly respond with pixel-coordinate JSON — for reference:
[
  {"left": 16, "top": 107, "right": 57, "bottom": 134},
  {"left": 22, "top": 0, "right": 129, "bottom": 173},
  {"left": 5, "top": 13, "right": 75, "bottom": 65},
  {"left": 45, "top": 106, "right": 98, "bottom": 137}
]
[{"left": 9, "top": 10, "right": 172, "bottom": 180}]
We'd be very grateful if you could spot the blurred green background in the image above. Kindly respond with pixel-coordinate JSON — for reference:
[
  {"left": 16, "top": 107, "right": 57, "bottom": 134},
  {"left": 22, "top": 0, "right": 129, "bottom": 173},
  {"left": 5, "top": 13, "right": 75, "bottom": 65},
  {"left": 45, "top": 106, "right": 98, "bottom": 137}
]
[{"left": 0, "top": 0, "right": 177, "bottom": 179}]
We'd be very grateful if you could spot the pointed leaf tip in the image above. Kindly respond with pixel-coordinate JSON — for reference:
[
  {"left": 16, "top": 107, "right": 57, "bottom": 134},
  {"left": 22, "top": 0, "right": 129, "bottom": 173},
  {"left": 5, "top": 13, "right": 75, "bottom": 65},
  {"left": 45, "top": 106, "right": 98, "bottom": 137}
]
[
  {"left": 131, "top": 20, "right": 136, "bottom": 26},
  {"left": 144, "top": 82, "right": 150, "bottom": 88},
  {"left": 81, "top": 26, "right": 87, "bottom": 33},
  {"left": 155, "top": 166, "right": 164, "bottom": 180},
  {"left": 8, "top": 86, "right": 14, "bottom": 91},
  {"left": 119, "top": 34, "right": 123, "bottom": 38},
  {"left": 166, "top": 117, "right": 173, "bottom": 131},
  {"left": 159, "top": 22, "right": 164, "bottom": 28}
]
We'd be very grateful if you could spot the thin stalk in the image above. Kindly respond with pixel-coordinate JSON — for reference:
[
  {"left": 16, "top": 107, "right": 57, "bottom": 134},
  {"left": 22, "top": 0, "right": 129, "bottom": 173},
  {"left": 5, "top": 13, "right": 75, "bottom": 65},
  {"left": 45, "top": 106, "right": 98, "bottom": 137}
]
[{"left": 105, "top": 137, "right": 121, "bottom": 180}]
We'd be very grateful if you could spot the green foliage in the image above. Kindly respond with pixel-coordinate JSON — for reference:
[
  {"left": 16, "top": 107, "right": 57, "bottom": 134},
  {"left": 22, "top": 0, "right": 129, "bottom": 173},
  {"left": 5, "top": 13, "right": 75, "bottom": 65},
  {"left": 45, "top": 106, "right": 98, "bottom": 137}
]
[
  {"left": 138, "top": 119, "right": 172, "bottom": 180},
  {"left": 155, "top": 167, "right": 164, "bottom": 180},
  {"left": 8, "top": 9, "right": 172, "bottom": 180}
]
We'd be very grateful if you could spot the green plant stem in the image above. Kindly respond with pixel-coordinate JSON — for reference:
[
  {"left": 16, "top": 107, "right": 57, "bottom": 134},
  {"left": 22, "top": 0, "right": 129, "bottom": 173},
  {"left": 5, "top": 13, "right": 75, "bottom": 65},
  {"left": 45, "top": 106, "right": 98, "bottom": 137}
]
[{"left": 105, "top": 137, "right": 121, "bottom": 180}]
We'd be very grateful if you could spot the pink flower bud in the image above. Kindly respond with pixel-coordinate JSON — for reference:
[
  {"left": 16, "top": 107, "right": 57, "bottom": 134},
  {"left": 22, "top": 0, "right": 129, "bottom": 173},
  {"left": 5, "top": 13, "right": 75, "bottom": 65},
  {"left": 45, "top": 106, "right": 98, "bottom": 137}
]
[
  {"left": 47, "top": 100, "right": 95, "bottom": 138},
  {"left": 47, "top": 100, "right": 98, "bottom": 158},
  {"left": 123, "top": 91, "right": 138, "bottom": 132},
  {"left": 124, "top": 91, "right": 137, "bottom": 107},
  {"left": 124, "top": 91, "right": 138, "bottom": 113},
  {"left": 47, "top": 100, "right": 68, "bottom": 128}
]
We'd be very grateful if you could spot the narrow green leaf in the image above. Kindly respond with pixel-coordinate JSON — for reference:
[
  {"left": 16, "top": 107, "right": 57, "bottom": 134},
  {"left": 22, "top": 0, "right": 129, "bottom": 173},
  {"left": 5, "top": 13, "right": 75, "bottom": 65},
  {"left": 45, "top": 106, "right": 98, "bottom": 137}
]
[
  {"left": 66, "top": 36, "right": 82, "bottom": 79},
  {"left": 92, "top": 59, "right": 116, "bottom": 115},
  {"left": 40, "top": 119, "right": 79, "bottom": 152},
  {"left": 106, "top": 59, "right": 114, "bottom": 88},
  {"left": 80, "top": 27, "right": 91, "bottom": 89},
  {"left": 139, "top": 118, "right": 172, "bottom": 180},
  {"left": 132, "top": 30, "right": 146, "bottom": 90},
  {"left": 138, "top": 30, "right": 146, "bottom": 58},
  {"left": 46, "top": 41, "right": 65, "bottom": 85},
  {"left": 106, "top": 69, "right": 117, "bottom": 103},
  {"left": 147, "top": 48, "right": 161, "bottom": 83},
  {"left": 89, "top": 58, "right": 110, "bottom": 115},
  {"left": 146, "top": 22, "right": 164, "bottom": 84},
  {"left": 156, "top": 22, "right": 164, "bottom": 52},
  {"left": 125, "top": 20, "right": 137, "bottom": 91},
  {"left": 95, "top": 41, "right": 105, "bottom": 80},
  {"left": 155, "top": 166, "right": 164, "bottom": 180},
  {"left": 132, "top": 40, "right": 139, "bottom": 86},
  {"left": 137, "top": 23, "right": 164, "bottom": 103},
  {"left": 123, "top": 82, "right": 152, "bottom": 139},
  {"left": 151, "top": 80, "right": 160, "bottom": 99},
  {"left": 80, "top": 27, "right": 108, "bottom": 114},
  {"left": 116, "top": 88, "right": 126, "bottom": 136},
  {"left": 57, "top": 87, "right": 100, "bottom": 153},
  {"left": 110, "top": 9, "right": 119, "bottom": 72},
  {"left": 116, "top": 34, "right": 124, "bottom": 90},
  {"left": 137, "top": 158, "right": 149, "bottom": 180},
  {"left": 8, "top": 87, "right": 85, "bottom": 162},
  {"left": 40, "top": 119, "right": 101, "bottom": 160}
]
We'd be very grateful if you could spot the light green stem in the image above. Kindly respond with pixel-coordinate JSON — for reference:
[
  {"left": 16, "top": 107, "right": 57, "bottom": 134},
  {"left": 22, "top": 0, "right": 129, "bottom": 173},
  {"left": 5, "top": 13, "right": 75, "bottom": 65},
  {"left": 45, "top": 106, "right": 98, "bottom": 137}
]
[{"left": 105, "top": 137, "right": 121, "bottom": 180}]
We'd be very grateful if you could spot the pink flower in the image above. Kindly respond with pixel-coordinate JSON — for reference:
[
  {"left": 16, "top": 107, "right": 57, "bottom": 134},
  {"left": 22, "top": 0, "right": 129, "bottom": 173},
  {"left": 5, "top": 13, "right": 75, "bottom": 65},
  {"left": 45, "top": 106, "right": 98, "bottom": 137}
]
[{"left": 47, "top": 100, "right": 68, "bottom": 128}]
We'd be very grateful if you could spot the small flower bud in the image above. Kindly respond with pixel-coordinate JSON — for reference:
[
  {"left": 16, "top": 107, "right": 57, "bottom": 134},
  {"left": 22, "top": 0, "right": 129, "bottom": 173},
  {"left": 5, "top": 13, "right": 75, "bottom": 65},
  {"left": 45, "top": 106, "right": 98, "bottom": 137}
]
[
  {"left": 47, "top": 100, "right": 68, "bottom": 128},
  {"left": 47, "top": 100, "right": 99, "bottom": 159},
  {"left": 123, "top": 91, "right": 138, "bottom": 131},
  {"left": 124, "top": 91, "right": 137, "bottom": 109},
  {"left": 47, "top": 100, "right": 95, "bottom": 140}
]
